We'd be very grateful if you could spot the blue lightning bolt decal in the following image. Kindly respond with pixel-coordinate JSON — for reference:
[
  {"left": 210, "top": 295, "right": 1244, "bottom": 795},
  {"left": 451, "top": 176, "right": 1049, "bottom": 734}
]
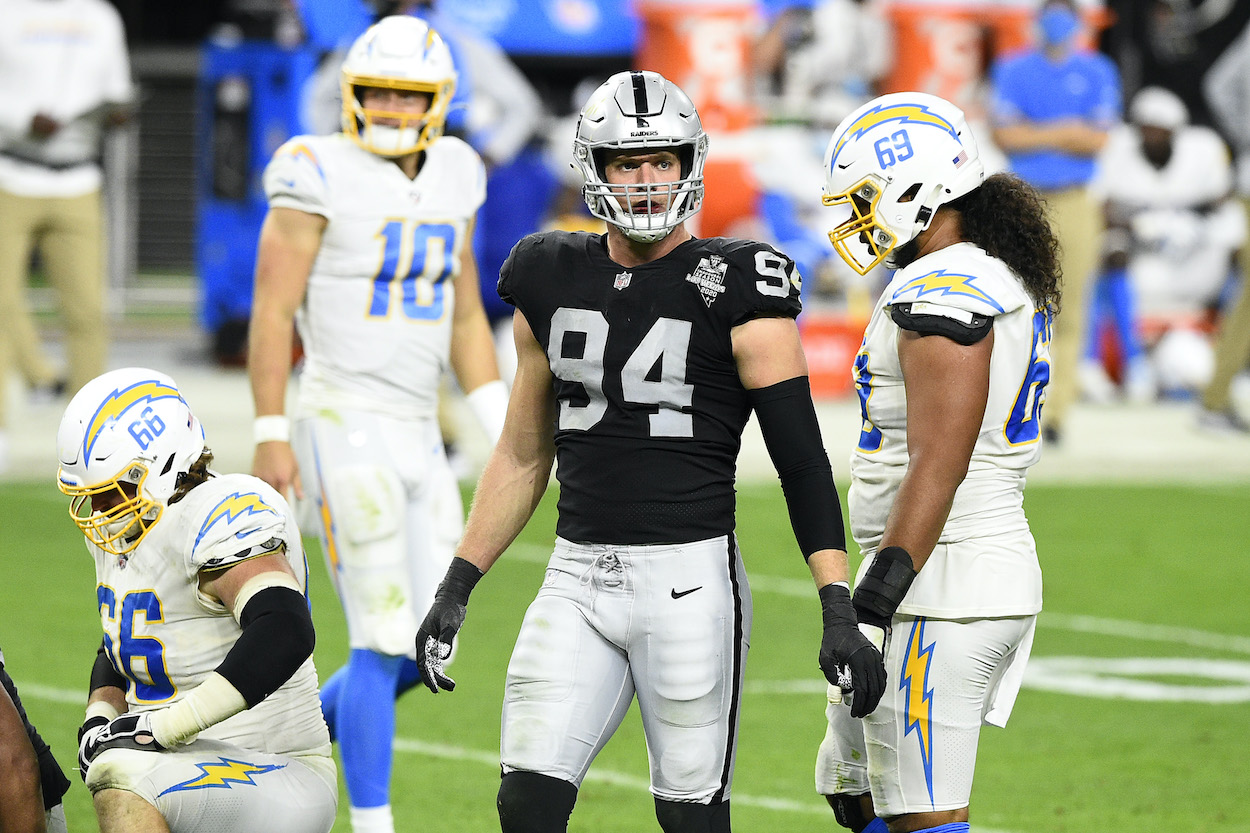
[
  {"left": 158, "top": 757, "right": 284, "bottom": 794},
  {"left": 194, "top": 493, "right": 279, "bottom": 550},
  {"left": 900, "top": 617, "right": 937, "bottom": 808},
  {"left": 891, "top": 270, "right": 1006, "bottom": 313},
  {"left": 829, "top": 102, "right": 960, "bottom": 170},
  {"left": 83, "top": 380, "right": 184, "bottom": 461}
]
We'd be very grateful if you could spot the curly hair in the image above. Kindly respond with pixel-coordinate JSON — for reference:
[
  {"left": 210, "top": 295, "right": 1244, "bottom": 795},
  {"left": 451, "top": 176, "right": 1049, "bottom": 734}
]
[
  {"left": 949, "top": 173, "right": 1062, "bottom": 314},
  {"left": 168, "top": 450, "right": 215, "bottom": 505}
]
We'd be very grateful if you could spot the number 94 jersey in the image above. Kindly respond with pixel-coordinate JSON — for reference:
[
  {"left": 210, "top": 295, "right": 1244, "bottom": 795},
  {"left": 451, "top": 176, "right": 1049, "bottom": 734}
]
[
  {"left": 500, "top": 231, "right": 802, "bottom": 545},
  {"left": 263, "top": 133, "right": 487, "bottom": 417}
]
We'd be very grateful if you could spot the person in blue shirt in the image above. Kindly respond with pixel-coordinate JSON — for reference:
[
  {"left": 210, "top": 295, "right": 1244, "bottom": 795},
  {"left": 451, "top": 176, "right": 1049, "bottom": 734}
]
[{"left": 990, "top": 0, "right": 1121, "bottom": 443}]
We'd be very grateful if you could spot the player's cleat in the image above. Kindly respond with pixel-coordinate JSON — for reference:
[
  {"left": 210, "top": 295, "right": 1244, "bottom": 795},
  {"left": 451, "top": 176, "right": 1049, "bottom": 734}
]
[{"left": 1197, "top": 408, "right": 1250, "bottom": 434}]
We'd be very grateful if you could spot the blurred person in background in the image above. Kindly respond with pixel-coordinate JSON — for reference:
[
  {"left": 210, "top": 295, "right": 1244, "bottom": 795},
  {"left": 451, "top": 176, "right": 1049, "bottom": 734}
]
[
  {"left": 1, "top": 647, "right": 70, "bottom": 833},
  {"left": 60, "top": 367, "right": 336, "bottom": 833},
  {"left": 248, "top": 17, "right": 505, "bottom": 833},
  {"left": 1200, "top": 16, "right": 1250, "bottom": 433},
  {"left": 991, "top": 0, "right": 1120, "bottom": 444},
  {"left": 815, "top": 91, "right": 1058, "bottom": 833},
  {"left": 749, "top": 0, "right": 894, "bottom": 310},
  {"left": 1083, "top": 85, "right": 1240, "bottom": 404},
  {"left": 0, "top": 0, "right": 133, "bottom": 474}
]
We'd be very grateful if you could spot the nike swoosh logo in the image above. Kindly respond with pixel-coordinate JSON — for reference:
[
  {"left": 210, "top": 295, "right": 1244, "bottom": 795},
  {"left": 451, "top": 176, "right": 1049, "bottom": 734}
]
[{"left": 671, "top": 586, "right": 702, "bottom": 599}]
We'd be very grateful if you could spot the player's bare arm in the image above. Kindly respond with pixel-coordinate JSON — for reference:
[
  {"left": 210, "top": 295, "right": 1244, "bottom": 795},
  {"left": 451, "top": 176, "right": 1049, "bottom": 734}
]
[
  {"left": 0, "top": 681, "right": 46, "bottom": 833},
  {"left": 248, "top": 206, "right": 326, "bottom": 499},
  {"left": 448, "top": 220, "right": 508, "bottom": 442},
  {"left": 878, "top": 327, "right": 993, "bottom": 568},
  {"left": 732, "top": 313, "right": 886, "bottom": 717},
  {"left": 415, "top": 311, "right": 556, "bottom": 692}
]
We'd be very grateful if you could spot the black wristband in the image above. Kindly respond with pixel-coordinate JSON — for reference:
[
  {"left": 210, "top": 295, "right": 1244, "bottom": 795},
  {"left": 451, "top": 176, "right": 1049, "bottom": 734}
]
[
  {"left": 852, "top": 546, "right": 917, "bottom": 629},
  {"left": 438, "top": 557, "right": 485, "bottom": 604},
  {"left": 818, "top": 582, "right": 855, "bottom": 626}
]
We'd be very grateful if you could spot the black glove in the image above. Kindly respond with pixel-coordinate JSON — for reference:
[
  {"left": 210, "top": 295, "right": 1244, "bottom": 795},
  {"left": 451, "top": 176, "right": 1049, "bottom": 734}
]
[
  {"left": 852, "top": 546, "right": 917, "bottom": 630},
  {"left": 818, "top": 583, "right": 887, "bottom": 718},
  {"left": 76, "top": 714, "right": 110, "bottom": 782},
  {"left": 415, "top": 557, "right": 484, "bottom": 693}
]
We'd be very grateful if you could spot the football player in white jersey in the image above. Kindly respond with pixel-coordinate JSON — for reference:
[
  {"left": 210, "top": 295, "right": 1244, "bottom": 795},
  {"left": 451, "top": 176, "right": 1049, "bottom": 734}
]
[
  {"left": 813, "top": 93, "right": 1061, "bottom": 833},
  {"left": 247, "top": 16, "right": 506, "bottom": 833},
  {"left": 412, "top": 71, "right": 885, "bottom": 833},
  {"left": 58, "top": 367, "right": 336, "bottom": 833}
]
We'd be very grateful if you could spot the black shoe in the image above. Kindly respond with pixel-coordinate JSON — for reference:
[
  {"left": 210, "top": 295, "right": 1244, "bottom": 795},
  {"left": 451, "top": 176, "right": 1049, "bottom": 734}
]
[{"left": 1042, "top": 424, "right": 1062, "bottom": 445}]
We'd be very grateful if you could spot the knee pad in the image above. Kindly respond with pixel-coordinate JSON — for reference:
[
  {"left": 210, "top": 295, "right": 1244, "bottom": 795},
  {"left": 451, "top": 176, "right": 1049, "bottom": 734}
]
[
  {"left": 496, "top": 770, "right": 577, "bottom": 833},
  {"left": 654, "top": 798, "right": 730, "bottom": 833},
  {"left": 827, "top": 792, "right": 874, "bottom": 833}
]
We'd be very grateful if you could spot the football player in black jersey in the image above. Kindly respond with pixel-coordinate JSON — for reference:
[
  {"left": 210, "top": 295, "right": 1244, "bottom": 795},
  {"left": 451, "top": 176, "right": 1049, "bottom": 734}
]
[
  {"left": 1, "top": 647, "right": 71, "bottom": 832},
  {"left": 416, "top": 70, "right": 885, "bottom": 833}
]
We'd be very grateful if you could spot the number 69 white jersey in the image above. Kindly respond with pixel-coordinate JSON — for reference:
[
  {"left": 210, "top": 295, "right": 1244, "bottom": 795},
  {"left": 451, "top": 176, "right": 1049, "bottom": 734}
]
[
  {"left": 847, "top": 242, "right": 1051, "bottom": 613},
  {"left": 263, "top": 133, "right": 487, "bottom": 418}
]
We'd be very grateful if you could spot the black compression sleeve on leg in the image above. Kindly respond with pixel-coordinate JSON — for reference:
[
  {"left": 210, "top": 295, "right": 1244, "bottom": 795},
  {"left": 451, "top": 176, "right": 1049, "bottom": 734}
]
[
  {"left": 497, "top": 770, "right": 578, "bottom": 833},
  {"left": 215, "top": 586, "right": 315, "bottom": 707},
  {"left": 748, "top": 376, "right": 846, "bottom": 558},
  {"left": 655, "top": 798, "right": 731, "bottom": 833}
]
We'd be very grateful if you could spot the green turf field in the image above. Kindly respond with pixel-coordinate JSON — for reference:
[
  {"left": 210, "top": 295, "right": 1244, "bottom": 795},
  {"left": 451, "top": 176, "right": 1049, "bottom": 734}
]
[{"left": 2, "top": 480, "right": 1247, "bottom": 832}]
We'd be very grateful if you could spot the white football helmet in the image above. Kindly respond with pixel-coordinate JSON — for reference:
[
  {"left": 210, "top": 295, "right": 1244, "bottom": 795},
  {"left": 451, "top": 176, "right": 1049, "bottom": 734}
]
[
  {"left": 56, "top": 368, "right": 206, "bottom": 556},
  {"left": 822, "top": 92, "right": 985, "bottom": 274},
  {"left": 573, "top": 71, "right": 708, "bottom": 243},
  {"left": 340, "top": 15, "right": 456, "bottom": 157}
]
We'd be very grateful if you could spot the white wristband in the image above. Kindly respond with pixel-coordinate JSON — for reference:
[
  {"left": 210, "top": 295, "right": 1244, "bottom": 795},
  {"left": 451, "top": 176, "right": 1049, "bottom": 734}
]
[
  {"left": 148, "top": 672, "right": 248, "bottom": 747},
  {"left": 465, "top": 379, "right": 509, "bottom": 445},
  {"left": 253, "top": 415, "right": 291, "bottom": 445},
  {"left": 85, "top": 700, "right": 120, "bottom": 723}
]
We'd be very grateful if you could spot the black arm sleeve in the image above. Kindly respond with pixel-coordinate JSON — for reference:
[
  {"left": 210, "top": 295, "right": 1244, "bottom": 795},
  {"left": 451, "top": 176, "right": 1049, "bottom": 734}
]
[
  {"left": 215, "top": 586, "right": 316, "bottom": 708},
  {"left": 89, "top": 637, "right": 127, "bottom": 694},
  {"left": 748, "top": 376, "right": 847, "bottom": 559}
]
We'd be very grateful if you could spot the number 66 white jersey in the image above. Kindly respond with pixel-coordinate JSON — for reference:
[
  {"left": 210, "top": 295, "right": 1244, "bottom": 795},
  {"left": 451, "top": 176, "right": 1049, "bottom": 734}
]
[
  {"left": 263, "top": 132, "right": 487, "bottom": 417},
  {"left": 848, "top": 242, "right": 1051, "bottom": 616}
]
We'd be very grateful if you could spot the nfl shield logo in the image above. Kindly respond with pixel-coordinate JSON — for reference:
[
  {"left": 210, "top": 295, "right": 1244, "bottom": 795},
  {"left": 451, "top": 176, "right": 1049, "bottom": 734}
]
[{"left": 614, "top": 271, "right": 632, "bottom": 290}]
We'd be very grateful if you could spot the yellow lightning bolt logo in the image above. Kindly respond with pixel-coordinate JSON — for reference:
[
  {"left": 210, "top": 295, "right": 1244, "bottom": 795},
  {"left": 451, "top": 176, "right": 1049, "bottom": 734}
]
[
  {"left": 194, "top": 493, "right": 279, "bottom": 550},
  {"left": 83, "top": 380, "right": 184, "bottom": 460},
  {"left": 280, "top": 142, "right": 325, "bottom": 182},
  {"left": 828, "top": 102, "right": 960, "bottom": 170},
  {"left": 892, "top": 270, "right": 1005, "bottom": 313},
  {"left": 900, "top": 618, "right": 937, "bottom": 808},
  {"left": 158, "top": 757, "right": 284, "bottom": 794}
]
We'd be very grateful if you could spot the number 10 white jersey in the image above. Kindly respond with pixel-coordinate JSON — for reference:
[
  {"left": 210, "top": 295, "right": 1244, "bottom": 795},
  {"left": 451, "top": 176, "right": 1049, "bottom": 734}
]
[{"left": 263, "top": 133, "right": 487, "bottom": 418}]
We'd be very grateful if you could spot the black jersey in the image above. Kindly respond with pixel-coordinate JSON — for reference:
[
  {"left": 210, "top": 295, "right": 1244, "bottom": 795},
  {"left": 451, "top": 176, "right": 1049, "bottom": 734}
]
[{"left": 499, "top": 231, "right": 802, "bottom": 544}]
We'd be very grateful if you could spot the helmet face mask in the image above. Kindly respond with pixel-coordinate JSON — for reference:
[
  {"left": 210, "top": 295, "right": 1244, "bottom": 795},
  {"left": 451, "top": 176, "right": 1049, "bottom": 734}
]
[
  {"left": 574, "top": 71, "right": 708, "bottom": 243},
  {"left": 56, "top": 368, "right": 206, "bottom": 556},
  {"left": 340, "top": 16, "right": 456, "bottom": 157},
  {"left": 822, "top": 92, "right": 985, "bottom": 274}
]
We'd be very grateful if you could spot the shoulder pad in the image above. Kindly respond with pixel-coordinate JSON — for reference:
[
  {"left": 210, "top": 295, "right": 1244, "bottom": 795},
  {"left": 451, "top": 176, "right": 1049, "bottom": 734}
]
[
  {"left": 693, "top": 237, "right": 802, "bottom": 321},
  {"left": 187, "top": 478, "right": 289, "bottom": 572},
  {"left": 888, "top": 260, "right": 1024, "bottom": 319},
  {"left": 264, "top": 136, "right": 330, "bottom": 216},
  {"left": 890, "top": 302, "right": 993, "bottom": 345}
]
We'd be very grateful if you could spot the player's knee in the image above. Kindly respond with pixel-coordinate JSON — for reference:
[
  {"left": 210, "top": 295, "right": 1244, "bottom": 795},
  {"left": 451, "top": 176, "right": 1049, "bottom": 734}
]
[
  {"left": 827, "top": 792, "right": 876, "bottom": 832},
  {"left": 496, "top": 770, "right": 577, "bottom": 833},
  {"left": 653, "top": 798, "right": 730, "bottom": 833}
]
